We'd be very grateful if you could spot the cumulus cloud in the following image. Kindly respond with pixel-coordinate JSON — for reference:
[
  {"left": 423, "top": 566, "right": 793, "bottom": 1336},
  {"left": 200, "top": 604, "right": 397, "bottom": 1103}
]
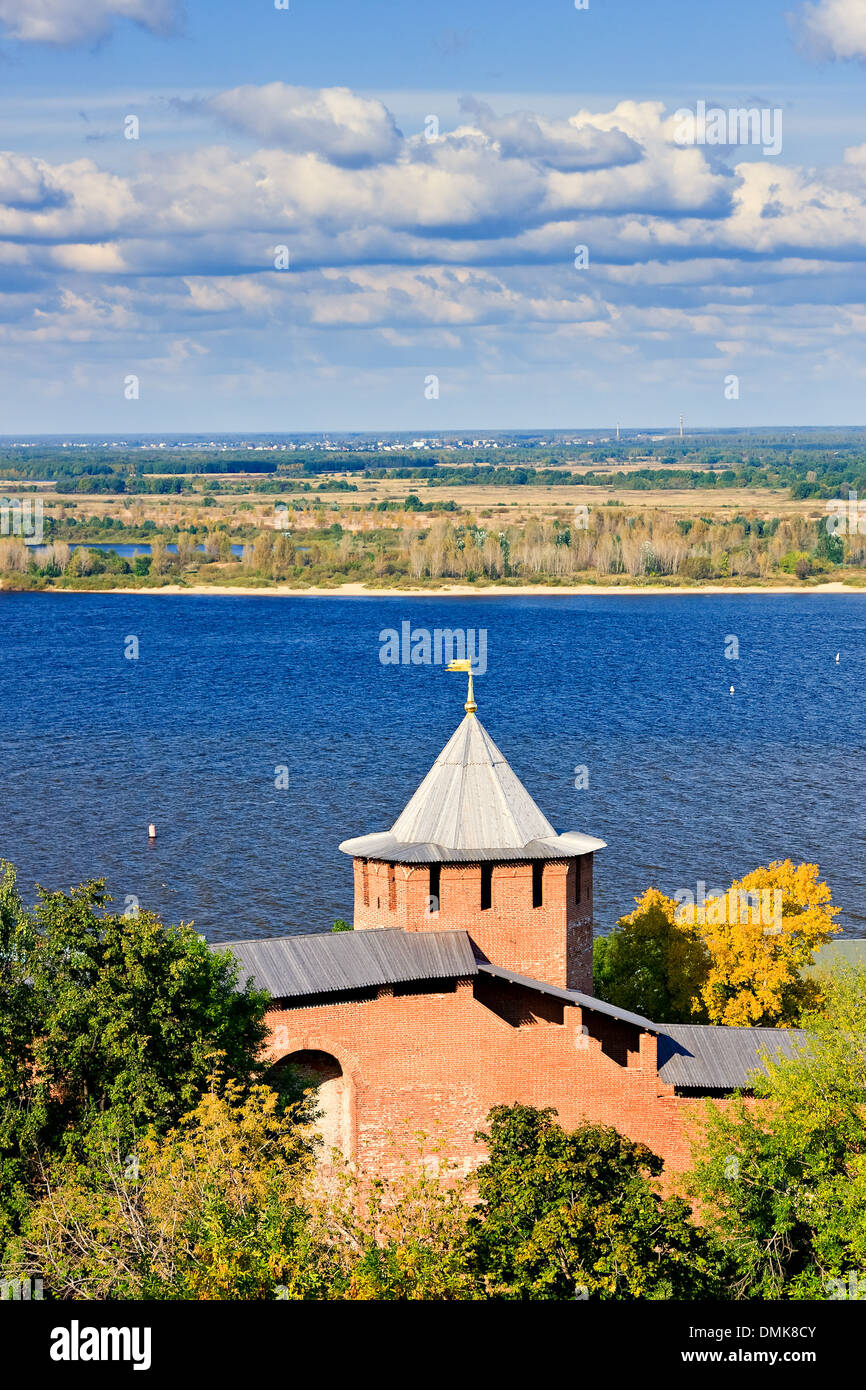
[
  {"left": 0, "top": 156, "right": 137, "bottom": 240},
  {"left": 0, "top": 287, "right": 139, "bottom": 344},
  {"left": 0, "top": 153, "right": 64, "bottom": 210},
  {"left": 0, "top": 96, "right": 863, "bottom": 279},
  {"left": 2, "top": 82, "right": 866, "bottom": 413},
  {"left": 207, "top": 84, "right": 403, "bottom": 167},
  {"left": 792, "top": 0, "right": 866, "bottom": 59},
  {"left": 0, "top": 101, "right": 731, "bottom": 258},
  {"left": 458, "top": 98, "right": 642, "bottom": 171},
  {"left": 308, "top": 265, "right": 604, "bottom": 329},
  {"left": 0, "top": 0, "right": 179, "bottom": 45}
]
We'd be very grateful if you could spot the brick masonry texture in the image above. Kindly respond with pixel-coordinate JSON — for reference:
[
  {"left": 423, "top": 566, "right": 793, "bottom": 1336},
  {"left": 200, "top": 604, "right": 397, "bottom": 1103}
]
[
  {"left": 261, "top": 848, "right": 724, "bottom": 1183},
  {"left": 265, "top": 980, "right": 715, "bottom": 1182},
  {"left": 352, "top": 854, "right": 594, "bottom": 992}
]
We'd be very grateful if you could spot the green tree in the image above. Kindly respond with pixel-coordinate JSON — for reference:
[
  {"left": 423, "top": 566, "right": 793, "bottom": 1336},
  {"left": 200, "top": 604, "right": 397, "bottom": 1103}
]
[
  {"left": 0, "top": 866, "right": 268, "bottom": 1253},
  {"left": 689, "top": 966, "right": 866, "bottom": 1299},
  {"left": 593, "top": 888, "right": 710, "bottom": 1023},
  {"left": 19, "top": 1095, "right": 477, "bottom": 1302},
  {"left": 310, "top": 1133, "right": 478, "bottom": 1301},
  {"left": 469, "top": 1105, "right": 725, "bottom": 1299},
  {"left": 813, "top": 528, "right": 844, "bottom": 565},
  {"left": 18, "top": 1081, "right": 320, "bottom": 1300},
  {"left": 0, "top": 864, "right": 38, "bottom": 1252}
]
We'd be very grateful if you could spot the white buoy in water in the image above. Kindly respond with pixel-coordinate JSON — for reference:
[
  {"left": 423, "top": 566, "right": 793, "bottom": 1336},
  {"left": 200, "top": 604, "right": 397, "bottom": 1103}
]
[
  {"left": 836, "top": 652, "right": 840, "bottom": 663},
  {"left": 148, "top": 823, "right": 157, "bottom": 840},
  {"left": 729, "top": 685, "right": 734, "bottom": 695}
]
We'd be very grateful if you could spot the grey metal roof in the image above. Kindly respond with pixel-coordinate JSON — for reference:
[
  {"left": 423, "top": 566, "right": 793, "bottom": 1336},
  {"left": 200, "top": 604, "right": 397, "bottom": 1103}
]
[
  {"left": 216, "top": 927, "right": 478, "bottom": 999},
  {"left": 339, "top": 712, "right": 606, "bottom": 864},
  {"left": 337, "top": 831, "right": 605, "bottom": 864},
  {"left": 656, "top": 1024, "right": 805, "bottom": 1090},
  {"left": 476, "top": 962, "right": 656, "bottom": 1031},
  {"left": 215, "top": 932, "right": 807, "bottom": 1094}
]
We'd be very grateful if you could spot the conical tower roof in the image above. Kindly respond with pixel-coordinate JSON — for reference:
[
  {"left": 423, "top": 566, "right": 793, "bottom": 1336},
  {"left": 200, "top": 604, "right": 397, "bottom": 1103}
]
[
  {"left": 339, "top": 707, "right": 605, "bottom": 865},
  {"left": 390, "top": 713, "right": 555, "bottom": 849}
]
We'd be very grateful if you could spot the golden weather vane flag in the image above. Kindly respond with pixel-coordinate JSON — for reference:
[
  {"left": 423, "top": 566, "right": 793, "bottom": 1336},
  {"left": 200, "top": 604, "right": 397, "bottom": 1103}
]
[{"left": 446, "top": 659, "right": 477, "bottom": 715}]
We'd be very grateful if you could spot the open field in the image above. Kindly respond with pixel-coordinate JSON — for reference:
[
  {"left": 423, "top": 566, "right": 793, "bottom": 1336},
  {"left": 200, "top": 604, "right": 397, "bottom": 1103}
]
[
  {"left": 19, "top": 477, "right": 834, "bottom": 528},
  {"left": 3, "top": 442, "right": 865, "bottom": 591}
]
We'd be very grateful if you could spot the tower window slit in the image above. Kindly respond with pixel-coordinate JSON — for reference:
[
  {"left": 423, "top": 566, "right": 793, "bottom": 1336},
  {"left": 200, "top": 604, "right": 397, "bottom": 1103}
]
[
  {"left": 480, "top": 863, "right": 493, "bottom": 911},
  {"left": 429, "top": 864, "right": 441, "bottom": 912},
  {"left": 532, "top": 861, "right": 544, "bottom": 909}
]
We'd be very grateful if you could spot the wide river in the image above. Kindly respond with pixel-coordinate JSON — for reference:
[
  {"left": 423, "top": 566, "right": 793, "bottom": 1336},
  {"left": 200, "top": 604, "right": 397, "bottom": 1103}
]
[{"left": 1, "top": 591, "right": 863, "bottom": 941}]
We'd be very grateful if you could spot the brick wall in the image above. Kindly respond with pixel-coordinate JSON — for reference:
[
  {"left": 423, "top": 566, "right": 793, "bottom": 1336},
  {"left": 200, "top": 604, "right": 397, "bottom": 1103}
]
[
  {"left": 264, "top": 978, "right": 711, "bottom": 1185},
  {"left": 351, "top": 853, "right": 594, "bottom": 993}
]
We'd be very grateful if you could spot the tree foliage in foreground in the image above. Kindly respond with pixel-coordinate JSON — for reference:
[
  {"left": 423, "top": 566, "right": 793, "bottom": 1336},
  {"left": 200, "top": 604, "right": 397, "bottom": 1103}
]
[
  {"left": 469, "top": 1105, "right": 725, "bottom": 1300},
  {"left": 0, "top": 863, "right": 268, "bottom": 1253},
  {"left": 689, "top": 966, "right": 866, "bottom": 1300},
  {"left": 18, "top": 1083, "right": 317, "bottom": 1300},
  {"left": 15, "top": 1097, "right": 724, "bottom": 1301}
]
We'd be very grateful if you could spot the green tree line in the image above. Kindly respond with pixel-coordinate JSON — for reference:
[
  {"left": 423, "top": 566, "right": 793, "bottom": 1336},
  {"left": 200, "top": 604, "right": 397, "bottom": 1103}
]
[{"left": 1, "top": 860, "right": 863, "bottom": 1301}]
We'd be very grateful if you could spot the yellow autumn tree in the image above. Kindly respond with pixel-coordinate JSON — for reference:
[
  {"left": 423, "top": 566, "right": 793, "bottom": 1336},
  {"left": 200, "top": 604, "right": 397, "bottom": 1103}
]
[
  {"left": 678, "top": 860, "right": 840, "bottom": 1027},
  {"left": 592, "top": 888, "right": 710, "bottom": 1023},
  {"left": 21, "top": 1080, "right": 324, "bottom": 1300}
]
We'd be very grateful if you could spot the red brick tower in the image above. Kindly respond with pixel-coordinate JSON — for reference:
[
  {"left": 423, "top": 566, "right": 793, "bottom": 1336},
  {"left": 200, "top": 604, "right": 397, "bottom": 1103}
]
[{"left": 339, "top": 673, "right": 605, "bottom": 992}]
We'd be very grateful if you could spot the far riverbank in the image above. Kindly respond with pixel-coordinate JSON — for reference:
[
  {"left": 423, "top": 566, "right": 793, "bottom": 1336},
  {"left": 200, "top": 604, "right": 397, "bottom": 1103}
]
[{"left": 9, "top": 579, "right": 864, "bottom": 598}]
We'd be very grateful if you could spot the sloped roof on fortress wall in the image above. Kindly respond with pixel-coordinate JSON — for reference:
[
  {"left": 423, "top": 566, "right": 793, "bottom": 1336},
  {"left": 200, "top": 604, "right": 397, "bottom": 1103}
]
[
  {"left": 216, "top": 928, "right": 802, "bottom": 1092},
  {"left": 217, "top": 926, "right": 477, "bottom": 998},
  {"left": 656, "top": 1023, "right": 804, "bottom": 1089}
]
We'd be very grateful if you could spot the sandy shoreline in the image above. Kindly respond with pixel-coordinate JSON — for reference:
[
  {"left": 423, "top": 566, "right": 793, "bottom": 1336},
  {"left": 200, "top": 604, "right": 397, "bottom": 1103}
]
[{"left": 25, "top": 580, "right": 866, "bottom": 598}]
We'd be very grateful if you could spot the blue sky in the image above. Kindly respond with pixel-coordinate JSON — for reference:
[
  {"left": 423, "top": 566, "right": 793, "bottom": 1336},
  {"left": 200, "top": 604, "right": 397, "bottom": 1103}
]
[{"left": 1, "top": 0, "right": 865, "bottom": 431}]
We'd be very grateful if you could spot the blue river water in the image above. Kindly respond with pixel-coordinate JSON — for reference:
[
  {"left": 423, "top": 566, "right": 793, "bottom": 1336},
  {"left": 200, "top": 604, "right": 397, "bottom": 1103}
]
[
  {"left": 0, "top": 591, "right": 863, "bottom": 942},
  {"left": 34, "top": 542, "right": 247, "bottom": 558}
]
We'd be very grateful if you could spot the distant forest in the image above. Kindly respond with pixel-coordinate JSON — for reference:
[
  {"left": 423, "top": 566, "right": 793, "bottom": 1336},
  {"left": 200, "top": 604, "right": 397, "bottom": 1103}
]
[{"left": 2, "top": 436, "right": 866, "bottom": 498}]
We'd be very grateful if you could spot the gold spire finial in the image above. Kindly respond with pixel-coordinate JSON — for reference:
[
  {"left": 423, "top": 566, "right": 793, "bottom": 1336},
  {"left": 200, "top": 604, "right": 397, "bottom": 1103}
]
[{"left": 446, "top": 659, "right": 477, "bottom": 714}]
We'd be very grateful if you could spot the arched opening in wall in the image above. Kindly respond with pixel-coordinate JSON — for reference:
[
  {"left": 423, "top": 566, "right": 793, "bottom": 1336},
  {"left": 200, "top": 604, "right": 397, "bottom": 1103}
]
[{"left": 267, "top": 1050, "right": 352, "bottom": 1160}]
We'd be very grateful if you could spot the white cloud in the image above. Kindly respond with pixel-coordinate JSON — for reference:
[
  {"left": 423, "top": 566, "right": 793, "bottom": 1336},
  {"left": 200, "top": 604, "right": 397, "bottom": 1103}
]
[
  {"left": 2, "top": 84, "right": 866, "bottom": 408},
  {"left": 0, "top": 152, "right": 60, "bottom": 209},
  {"left": 0, "top": 111, "right": 728, "bottom": 259},
  {"left": 0, "top": 0, "right": 178, "bottom": 45},
  {"left": 1, "top": 106, "right": 864, "bottom": 281},
  {"left": 458, "top": 98, "right": 641, "bottom": 171},
  {"left": 793, "top": 0, "right": 866, "bottom": 59},
  {"left": 0, "top": 156, "right": 138, "bottom": 240},
  {"left": 50, "top": 243, "right": 127, "bottom": 272},
  {"left": 207, "top": 84, "right": 403, "bottom": 167},
  {"left": 309, "top": 265, "right": 603, "bottom": 329},
  {"left": 23, "top": 287, "right": 136, "bottom": 341}
]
